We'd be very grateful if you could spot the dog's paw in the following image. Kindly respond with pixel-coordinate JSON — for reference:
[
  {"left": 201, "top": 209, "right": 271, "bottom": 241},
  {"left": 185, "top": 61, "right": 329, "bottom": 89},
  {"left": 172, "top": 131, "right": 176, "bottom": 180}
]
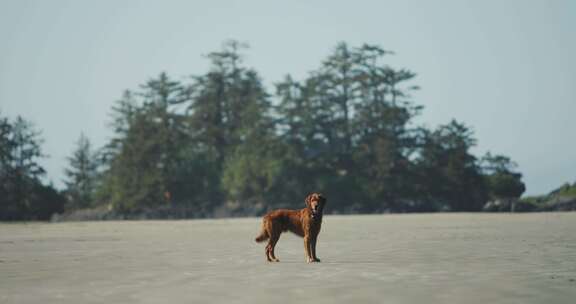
[{"left": 307, "top": 258, "right": 320, "bottom": 263}]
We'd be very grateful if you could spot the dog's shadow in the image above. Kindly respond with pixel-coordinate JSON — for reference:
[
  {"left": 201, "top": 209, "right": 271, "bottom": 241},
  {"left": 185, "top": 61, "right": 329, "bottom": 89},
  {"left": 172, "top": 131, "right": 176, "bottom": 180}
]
[{"left": 269, "top": 260, "right": 385, "bottom": 264}]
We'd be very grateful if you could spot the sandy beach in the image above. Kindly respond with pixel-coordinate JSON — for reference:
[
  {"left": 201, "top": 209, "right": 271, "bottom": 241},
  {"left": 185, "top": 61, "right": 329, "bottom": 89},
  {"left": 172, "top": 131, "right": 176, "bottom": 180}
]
[{"left": 1, "top": 213, "right": 575, "bottom": 303}]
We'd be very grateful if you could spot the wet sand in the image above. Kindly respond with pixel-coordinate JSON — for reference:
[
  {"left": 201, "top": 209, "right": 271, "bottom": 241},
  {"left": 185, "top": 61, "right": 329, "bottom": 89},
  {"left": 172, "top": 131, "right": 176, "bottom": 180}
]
[{"left": 1, "top": 213, "right": 575, "bottom": 303}]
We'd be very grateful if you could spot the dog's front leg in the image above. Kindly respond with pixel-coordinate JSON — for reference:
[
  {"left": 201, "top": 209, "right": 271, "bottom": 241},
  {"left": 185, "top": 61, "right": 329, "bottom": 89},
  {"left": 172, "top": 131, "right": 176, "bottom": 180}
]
[
  {"left": 304, "top": 235, "right": 314, "bottom": 263},
  {"left": 310, "top": 235, "right": 320, "bottom": 262}
]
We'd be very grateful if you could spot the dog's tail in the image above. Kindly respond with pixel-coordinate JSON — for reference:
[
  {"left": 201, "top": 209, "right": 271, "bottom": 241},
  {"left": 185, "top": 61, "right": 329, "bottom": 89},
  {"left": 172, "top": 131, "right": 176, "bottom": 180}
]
[{"left": 255, "top": 222, "right": 269, "bottom": 243}]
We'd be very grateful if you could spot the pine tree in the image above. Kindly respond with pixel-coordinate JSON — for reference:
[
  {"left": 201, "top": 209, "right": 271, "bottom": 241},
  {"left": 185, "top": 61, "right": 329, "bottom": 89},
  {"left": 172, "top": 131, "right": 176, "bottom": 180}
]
[
  {"left": 481, "top": 152, "right": 526, "bottom": 211},
  {"left": 417, "top": 120, "right": 488, "bottom": 211},
  {"left": 188, "top": 40, "right": 282, "bottom": 211},
  {"left": 0, "top": 113, "right": 64, "bottom": 220},
  {"left": 64, "top": 133, "right": 98, "bottom": 209},
  {"left": 99, "top": 73, "right": 190, "bottom": 213},
  {"left": 352, "top": 44, "right": 421, "bottom": 211}
]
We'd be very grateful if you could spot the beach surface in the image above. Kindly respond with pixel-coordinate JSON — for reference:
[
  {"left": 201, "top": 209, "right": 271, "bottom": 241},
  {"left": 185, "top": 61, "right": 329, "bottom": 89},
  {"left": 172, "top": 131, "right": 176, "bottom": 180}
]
[{"left": 1, "top": 213, "right": 575, "bottom": 303}]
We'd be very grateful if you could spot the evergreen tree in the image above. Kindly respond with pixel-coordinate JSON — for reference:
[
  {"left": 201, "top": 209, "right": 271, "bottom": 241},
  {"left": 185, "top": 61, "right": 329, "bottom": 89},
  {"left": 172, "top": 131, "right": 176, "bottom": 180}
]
[
  {"left": 275, "top": 43, "right": 422, "bottom": 212},
  {"left": 417, "top": 120, "right": 488, "bottom": 211},
  {"left": 64, "top": 133, "right": 98, "bottom": 209},
  {"left": 85, "top": 40, "right": 526, "bottom": 217},
  {"left": 99, "top": 73, "right": 190, "bottom": 213},
  {"left": 0, "top": 113, "right": 64, "bottom": 220},
  {"left": 352, "top": 44, "right": 422, "bottom": 211},
  {"left": 188, "top": 40, "right": 282, "bottom": 212},
  {"left": 481, "top": 152, "right": 526, "bottom": 211}
]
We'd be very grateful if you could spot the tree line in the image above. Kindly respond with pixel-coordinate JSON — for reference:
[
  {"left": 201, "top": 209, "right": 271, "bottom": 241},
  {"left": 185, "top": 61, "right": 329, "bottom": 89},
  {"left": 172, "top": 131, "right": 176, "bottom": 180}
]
[{"left": 1, "top": 41, "right": 527, "bottom": 220}]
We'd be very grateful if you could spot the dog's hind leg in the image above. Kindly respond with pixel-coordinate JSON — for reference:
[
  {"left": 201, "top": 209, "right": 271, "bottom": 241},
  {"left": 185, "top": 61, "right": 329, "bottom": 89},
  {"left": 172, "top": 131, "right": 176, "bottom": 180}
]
[
  {"left": 268, "top": 233, "right": 281, "bottom": 262},
  {"left": 265, "top": 242, "right": 274, "bottom": 262}
]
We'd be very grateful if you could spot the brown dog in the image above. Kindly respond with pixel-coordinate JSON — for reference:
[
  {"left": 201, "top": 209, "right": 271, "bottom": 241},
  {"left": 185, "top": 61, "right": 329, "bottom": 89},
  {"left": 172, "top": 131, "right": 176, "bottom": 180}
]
[{"left": 255, "top": 193, "right": 326, "bottom": 263}]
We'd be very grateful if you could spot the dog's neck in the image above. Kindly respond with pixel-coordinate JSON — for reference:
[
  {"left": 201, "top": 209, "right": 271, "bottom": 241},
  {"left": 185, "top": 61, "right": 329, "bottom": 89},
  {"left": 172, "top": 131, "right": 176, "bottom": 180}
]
[{"left": 309, "top": 211, "right": 322, "bottom": 221}]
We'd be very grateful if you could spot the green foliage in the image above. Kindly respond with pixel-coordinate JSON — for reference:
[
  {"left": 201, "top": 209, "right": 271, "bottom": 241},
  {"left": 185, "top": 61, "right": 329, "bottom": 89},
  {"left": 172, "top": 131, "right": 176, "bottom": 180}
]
[
  {"left": 274, "top": 43, "right": 423, "bottom": 212},
  {"left": 550, "top": 182, "right": 576, "bottom": 197},
  {"left": 99, "top": 77, "right": 188, "bottom": 213},
  {"left": 0, "top": 113, "right": 65, "bottom": 220},
  {"left": 88, "top": 41, "right": 529, "bottom": 216},
  {"left": 64, "top": 133, "right": 98, "bottom": 209},
  {"left": 485, "top": 173, "right": 526, "bottom": 199},
  {"left": 222, "top": 137, "right": 284, "bottom": 208},
  {"left": 416, "top": 121, "right": 488, "bottom": 211},
  {"left": 481, "top": 152, "right": 526, "bottom": 200},
  {"left": 3, "top": 41, "right": 539, "bottom": 220},
  {"left": 518, "top": 181, "right": 576, "bottom": 212}
]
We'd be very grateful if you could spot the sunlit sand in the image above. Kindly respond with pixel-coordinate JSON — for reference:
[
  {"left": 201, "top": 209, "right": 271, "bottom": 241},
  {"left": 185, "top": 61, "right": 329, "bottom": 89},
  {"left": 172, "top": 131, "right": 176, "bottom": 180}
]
[{"left": 1, "top": 213, "right": 575, "bottom": 303}]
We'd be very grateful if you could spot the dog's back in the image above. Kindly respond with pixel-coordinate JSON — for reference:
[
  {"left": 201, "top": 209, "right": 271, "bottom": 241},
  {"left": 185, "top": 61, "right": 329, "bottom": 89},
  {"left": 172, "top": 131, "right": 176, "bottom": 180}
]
[{"left": 255, "top": 209, "right": 305, "bottom": 242}]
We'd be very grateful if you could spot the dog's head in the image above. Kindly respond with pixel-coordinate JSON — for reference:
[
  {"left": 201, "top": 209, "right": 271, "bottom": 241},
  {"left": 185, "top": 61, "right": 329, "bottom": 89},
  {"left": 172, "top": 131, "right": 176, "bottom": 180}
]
[{"left": 305, "top": 193, "right": 326, "bottom": 218}]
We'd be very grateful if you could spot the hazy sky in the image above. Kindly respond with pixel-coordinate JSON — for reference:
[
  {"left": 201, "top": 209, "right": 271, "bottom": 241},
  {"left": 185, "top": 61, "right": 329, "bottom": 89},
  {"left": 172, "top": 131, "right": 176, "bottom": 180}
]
[{"left": 1, "top": 0, "right": 574, "bottom": 195}]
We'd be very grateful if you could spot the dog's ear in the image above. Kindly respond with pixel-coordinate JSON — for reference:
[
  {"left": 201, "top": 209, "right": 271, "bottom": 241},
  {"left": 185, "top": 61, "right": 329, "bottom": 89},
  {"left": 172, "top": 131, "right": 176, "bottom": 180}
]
[
  {"left": 305, "top": 194, "right": 312, "bottom": 208},
  {"left": 318, "top": 194, "right": 326, "bottom": 209}
]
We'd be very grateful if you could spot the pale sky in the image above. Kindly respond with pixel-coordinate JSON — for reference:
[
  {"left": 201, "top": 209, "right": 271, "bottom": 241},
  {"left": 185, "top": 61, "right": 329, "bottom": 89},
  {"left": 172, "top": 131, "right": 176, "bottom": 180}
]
[{"left": 0, "top": 0, "right": 574, "bottom": 195}]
